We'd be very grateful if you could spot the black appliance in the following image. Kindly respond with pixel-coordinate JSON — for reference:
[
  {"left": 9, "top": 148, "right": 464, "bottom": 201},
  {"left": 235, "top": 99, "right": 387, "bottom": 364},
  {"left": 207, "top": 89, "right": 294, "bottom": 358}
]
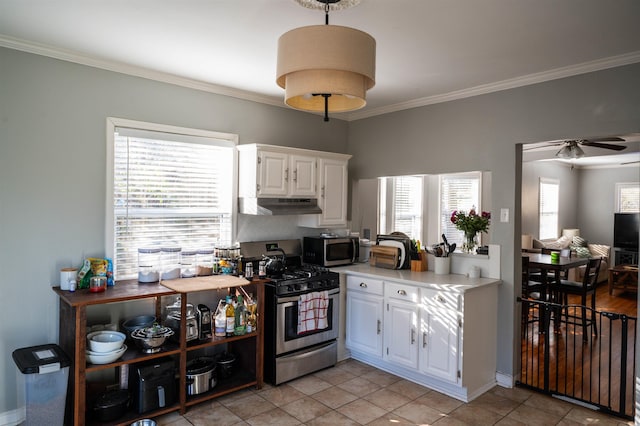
[
  {"left": 129, "top": 358, "right": 176, "bottom": 414},
  {"left": 197, "top": 304, "right": 212, "bottom": 340},
  {"left": 240, "top": 239, "right": 340, "bottom": 385},
  {"left": 614, "top": 213, "right": 639, "bottom": 250},
  {"left": 303, "top": 235, "right": 359, "bottom": 267}
]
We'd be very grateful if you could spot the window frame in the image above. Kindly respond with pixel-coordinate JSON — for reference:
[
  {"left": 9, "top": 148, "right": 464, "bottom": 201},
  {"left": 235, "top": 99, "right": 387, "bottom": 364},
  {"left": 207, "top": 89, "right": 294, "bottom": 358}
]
[
  {"left": 538, "top": 177, "right": 559, "bottom": 240},
  {"left": 438, "top": 171, "right": 482, "bottom": 247},
  {"left": 106, "top": 117, "right": 239, "bottom": 279},
  {"left": 378, "top": 175, "right": 425, "bottom": 241},
  {"left": 615, "top": 182, "right": 640, "bottom": 213}
]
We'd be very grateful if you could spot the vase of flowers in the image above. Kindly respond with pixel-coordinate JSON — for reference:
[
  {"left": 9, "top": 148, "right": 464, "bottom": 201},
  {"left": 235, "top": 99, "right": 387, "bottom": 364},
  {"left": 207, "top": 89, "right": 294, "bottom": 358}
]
[{"left": 450, "top": 207, "right": 491, "bottom": 253}]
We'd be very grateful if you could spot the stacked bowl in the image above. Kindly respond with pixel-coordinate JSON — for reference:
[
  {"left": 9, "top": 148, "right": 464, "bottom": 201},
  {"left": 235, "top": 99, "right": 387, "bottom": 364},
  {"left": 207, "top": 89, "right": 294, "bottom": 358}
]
[{"left": 86, "top": 331, "right": 127, "bottom": 364}]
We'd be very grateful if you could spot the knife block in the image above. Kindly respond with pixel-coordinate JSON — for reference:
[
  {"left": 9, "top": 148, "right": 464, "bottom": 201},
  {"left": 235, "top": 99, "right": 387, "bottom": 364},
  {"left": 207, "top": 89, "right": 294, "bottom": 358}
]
[{"left": 411, "top": 251, "right": 428, "bottom": 271}]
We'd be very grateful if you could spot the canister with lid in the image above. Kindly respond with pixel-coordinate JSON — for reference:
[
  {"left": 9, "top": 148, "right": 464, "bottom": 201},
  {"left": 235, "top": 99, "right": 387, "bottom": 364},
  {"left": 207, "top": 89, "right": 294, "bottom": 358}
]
[
  {"left": 196, "top": 249, "right": 214, "bottom": 276},
  {"left": 181, "top": 249, "right": 197, "bottom": 278},
  {"left": 161, "top": 246, "right": 181, "bottom": 280},
  {"left": 138, "top": 247, "right": 160, "bottom": 283}
]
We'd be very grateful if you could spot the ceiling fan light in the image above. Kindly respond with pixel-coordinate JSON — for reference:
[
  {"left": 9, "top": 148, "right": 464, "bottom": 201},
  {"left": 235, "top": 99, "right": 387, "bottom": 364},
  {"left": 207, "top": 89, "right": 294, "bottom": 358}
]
[{"left": 556, "top": 142, "right": 585, "bottom": 159}]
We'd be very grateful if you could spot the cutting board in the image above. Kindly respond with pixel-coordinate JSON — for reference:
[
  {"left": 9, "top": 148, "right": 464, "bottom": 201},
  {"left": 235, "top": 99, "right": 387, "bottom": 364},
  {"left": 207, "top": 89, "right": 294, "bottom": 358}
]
[{"left": 370, "top": 245, "right": 400, "bottom": 269}]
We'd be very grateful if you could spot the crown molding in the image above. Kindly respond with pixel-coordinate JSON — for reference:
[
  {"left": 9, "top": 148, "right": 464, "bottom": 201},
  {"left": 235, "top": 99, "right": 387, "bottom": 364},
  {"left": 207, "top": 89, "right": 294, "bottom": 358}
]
[
  {"left": 2, "top": 35, "right": 639, "bottom": 122},
  {"left": 0, "top": 35, "right": 284, "bottom": 108},
  {"left": 347, "top": 50, "right": 640, "bottom": 121}
]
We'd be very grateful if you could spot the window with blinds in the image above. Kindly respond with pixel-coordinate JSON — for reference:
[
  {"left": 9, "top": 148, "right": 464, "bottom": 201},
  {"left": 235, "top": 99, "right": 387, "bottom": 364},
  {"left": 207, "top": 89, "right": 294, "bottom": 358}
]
[
  {"left": 539, "top": 178, "right": 559, "bottom": 240},
  {"left": 616, "top": 182, "right": 640, "bottom": 213},
  {"left": 379, "top": 175, "right": 423, "bottom": 240},
  {"left": 440, "top": 172, "right": 481, "bottom": 247},
  {"left": 107, "top": 120, "right": 237, "bottom": 280}
]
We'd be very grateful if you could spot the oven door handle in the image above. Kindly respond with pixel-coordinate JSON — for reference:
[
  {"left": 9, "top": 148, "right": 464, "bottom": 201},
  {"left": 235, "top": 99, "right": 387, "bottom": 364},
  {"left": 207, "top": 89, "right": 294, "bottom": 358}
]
[{"left": 277, "top": 287, "right": 340, "bottom": 304}]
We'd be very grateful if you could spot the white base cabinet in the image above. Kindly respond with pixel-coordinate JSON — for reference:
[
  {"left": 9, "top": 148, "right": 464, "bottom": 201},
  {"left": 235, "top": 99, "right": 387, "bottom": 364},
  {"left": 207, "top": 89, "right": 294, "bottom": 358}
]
[
  {"left": 345, "top": 276, "right": 383, "bottom": 358},
  {"left": 345, "top": 272, "right": 498, "bottom": 402}
]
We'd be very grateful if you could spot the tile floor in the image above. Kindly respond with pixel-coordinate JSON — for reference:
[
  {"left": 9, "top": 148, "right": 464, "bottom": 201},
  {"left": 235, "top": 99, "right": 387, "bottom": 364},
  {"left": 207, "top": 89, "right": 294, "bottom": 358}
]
[{"left": 155, "top": 359, "right": 633, "bottom": 425}]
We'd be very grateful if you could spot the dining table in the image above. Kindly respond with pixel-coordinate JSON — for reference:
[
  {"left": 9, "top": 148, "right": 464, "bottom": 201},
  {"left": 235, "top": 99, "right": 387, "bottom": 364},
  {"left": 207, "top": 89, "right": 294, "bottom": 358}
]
[{"left": 523, "top": 253, "right": 590, "bottom": 330}]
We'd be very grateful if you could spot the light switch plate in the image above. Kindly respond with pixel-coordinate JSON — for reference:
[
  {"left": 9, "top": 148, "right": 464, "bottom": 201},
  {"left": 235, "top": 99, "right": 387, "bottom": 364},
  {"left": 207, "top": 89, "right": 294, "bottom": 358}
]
[{"left": 500, "top": 208, "right": 509, "bottom": 223}]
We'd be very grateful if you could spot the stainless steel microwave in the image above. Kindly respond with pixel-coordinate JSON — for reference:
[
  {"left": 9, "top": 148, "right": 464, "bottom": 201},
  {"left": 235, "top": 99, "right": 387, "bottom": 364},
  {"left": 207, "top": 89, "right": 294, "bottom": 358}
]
[{"left": 303, "top": 236, "right": 359, "bottom": 267}]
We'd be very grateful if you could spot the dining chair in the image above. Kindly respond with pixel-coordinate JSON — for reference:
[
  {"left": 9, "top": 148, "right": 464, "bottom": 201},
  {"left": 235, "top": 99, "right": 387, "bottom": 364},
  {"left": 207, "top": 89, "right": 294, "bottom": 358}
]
[
  {"left": 556, "top": 257, "right": 602, "bottom": 341},
  {"left": 521, "top": 256, "right": 546, "bottom": 326}
]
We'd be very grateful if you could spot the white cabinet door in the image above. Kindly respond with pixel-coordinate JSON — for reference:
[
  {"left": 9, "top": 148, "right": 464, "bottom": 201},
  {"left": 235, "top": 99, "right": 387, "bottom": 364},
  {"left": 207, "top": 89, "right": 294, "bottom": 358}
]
[
  {"left": 258, "top": 150, "right": 288, "bottom": 196},
  {"left": 318, "top": 157, "right": 348, "bottom": 226},
  {"left": 289, "top": 154, "right": 317, "bottom": 197},
  {"left": 346, "top": 292, "right": 383, "bottom": 357},
  {"left": 385, "top": 299, "right": 419, "bottom": 370},
  {"left": 420, "top": 307, "right": 459, "bottom": 383}
]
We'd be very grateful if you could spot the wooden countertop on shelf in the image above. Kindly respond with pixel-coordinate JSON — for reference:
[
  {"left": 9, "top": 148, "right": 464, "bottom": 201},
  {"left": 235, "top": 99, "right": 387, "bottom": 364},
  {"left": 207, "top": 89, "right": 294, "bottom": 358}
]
[{"left": 53, "top": 276, "right": 267, "bottom": 306}]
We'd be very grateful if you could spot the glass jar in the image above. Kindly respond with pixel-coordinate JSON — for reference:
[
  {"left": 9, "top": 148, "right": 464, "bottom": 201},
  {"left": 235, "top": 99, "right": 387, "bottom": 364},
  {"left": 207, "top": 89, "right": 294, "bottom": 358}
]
[
  {"left": 196, "top": 248, "right": 214, "bottom": 276},
  {"left": 138, "top": 247, "right": 160, "bottom": 283},
  {"left": 181, "top": 249, "right": 197, "bottom": 278},
  {"left": 160, "top": 246, "right": 181, "bottom": 280}
]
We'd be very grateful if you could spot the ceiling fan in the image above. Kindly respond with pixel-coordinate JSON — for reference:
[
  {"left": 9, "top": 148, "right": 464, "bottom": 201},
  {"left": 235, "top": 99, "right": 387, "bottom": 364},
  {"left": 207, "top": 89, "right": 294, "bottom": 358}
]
[{"left": 524, "top": 137, "right": 627, "bottom": 159}]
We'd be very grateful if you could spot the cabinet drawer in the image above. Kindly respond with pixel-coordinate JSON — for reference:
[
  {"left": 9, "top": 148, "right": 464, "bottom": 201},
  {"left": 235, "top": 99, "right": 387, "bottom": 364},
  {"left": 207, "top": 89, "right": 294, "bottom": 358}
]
[
  {"left": 347, "top": 275, "right": 384, "bottom": 296},
  {"left": 385, "top": 282, "right": 419, "bottom": 303},
  {"left": 421, "top": 288, "right": 461, "bottom": 311}
]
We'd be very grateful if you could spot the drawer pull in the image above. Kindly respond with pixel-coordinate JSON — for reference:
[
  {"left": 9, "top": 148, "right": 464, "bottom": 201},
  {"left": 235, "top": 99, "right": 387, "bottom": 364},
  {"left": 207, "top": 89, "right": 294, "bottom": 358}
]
[
  {"left": 360, "top": 282, "right": 368, "bottom": 288},
  {"left": 411, "top": 328, "right": 416, "bottom": 344},
  {"left": 377, "top": 319, "right": 381, "bottom": 334},
  {"left": 397, "top": 289, "right": 407, "bottom": 296},
  {"left": 437, "top": 295, "right": 446, "bottom": 303},
  {"left": 423, "top": 332, "right": 427, "bottom": 348}
]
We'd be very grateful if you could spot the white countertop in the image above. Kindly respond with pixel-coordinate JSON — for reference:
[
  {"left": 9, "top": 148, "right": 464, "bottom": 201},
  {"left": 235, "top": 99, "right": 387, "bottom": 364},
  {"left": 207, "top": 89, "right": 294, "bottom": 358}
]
[{"left": 331, "top": 263, "right": 501, "bottom": 293}]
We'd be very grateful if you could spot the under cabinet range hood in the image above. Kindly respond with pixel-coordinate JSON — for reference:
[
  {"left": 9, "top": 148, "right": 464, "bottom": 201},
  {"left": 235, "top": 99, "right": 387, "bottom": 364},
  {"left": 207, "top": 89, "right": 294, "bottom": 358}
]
[{"left": 239, "top": 198, "right": 322, "bottom": 215}]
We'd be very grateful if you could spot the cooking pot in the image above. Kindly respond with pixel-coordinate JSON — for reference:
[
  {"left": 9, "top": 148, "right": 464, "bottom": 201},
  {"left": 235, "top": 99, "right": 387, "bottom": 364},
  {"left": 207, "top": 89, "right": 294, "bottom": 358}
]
[
  {"left": 262, "top": 248, "right": 286, "bottom": 276},
  {"left": 186, "top": 357, "right": 216, "bottom": 395},
  {"left": 216, "top": 352, "right": 236, "bottom": 380},
  {"left": 92, "top": 389, "right": 129, "bottom": 422}
]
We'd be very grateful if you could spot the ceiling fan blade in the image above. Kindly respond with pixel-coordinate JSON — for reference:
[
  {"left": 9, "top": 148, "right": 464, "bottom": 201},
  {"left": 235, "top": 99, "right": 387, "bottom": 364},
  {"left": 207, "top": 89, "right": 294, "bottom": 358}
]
[
  {"left": 585, "top": 137, "right": 625, "bottom": 143},
  {"left": 579, "top": 141, "right": 626, "bottom": 151},
  {"left": 522, "top": 142, "right": 564, "bottom": 151}
]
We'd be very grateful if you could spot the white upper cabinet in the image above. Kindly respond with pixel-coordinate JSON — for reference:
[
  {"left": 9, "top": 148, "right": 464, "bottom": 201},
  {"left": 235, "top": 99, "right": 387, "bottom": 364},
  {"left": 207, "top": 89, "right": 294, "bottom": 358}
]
[
  {"left": 298, "top": 155, "right": 350, "bottom": 228},
  {"left": 239, "top": 145, "right": 317, "bottom": 198}
]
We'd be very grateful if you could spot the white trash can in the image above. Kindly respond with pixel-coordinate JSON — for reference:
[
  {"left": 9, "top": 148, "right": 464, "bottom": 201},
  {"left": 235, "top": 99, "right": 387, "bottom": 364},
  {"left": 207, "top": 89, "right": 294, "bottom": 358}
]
[{"left": 12, "top": 344, "right": 70, "bottom": 426}]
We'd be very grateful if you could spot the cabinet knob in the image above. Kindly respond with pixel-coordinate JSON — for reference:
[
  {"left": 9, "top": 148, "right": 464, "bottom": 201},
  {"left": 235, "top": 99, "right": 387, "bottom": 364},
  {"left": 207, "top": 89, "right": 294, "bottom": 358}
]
[{"left": 359, "top": 282, "right": 368, "bottom": 288}]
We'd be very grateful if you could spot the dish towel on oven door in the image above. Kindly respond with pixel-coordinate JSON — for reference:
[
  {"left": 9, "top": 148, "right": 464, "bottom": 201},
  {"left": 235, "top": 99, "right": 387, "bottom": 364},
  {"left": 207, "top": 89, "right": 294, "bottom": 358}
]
[{"left": 297, "top": 290, "right": 329, "bottom": 334}]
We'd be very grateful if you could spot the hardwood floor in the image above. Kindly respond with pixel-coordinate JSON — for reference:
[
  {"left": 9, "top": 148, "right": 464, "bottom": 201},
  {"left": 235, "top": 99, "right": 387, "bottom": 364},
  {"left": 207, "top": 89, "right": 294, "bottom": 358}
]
[{"left": 519, "top": 282, "right": 637, "bottom": 419}]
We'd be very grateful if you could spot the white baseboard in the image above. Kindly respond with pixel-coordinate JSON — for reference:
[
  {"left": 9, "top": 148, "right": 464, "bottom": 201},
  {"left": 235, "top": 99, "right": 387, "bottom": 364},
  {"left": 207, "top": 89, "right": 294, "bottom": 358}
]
[
  {"left": 0, "top": 408, "right": 24, "bottom": 426},
  {"left": 496, "top": 371, "right": 514, "bottom": 388}
]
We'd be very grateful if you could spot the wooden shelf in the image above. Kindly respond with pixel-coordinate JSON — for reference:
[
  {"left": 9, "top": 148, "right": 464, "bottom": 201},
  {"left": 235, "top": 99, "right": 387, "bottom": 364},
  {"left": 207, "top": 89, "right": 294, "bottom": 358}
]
[{"left": 54, "top": 277, "right": 266, "bottom": 426}]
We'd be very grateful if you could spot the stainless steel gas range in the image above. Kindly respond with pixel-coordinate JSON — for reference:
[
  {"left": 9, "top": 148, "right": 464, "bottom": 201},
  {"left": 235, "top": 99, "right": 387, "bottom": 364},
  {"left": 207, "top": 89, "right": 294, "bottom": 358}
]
[{"left": 240, "top": 239, "right": 340, "bottom": 385}]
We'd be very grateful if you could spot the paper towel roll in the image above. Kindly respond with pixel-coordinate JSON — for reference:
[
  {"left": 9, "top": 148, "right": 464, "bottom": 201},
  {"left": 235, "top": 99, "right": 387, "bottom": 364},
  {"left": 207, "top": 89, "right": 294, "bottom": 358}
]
[{"left": 521, "top": 234, "right": 533, "bottom": 250}]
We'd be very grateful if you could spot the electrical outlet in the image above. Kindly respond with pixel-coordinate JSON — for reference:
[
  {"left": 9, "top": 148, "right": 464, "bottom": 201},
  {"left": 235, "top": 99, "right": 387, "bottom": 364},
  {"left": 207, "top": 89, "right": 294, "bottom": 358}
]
[{"left": 500, "top": 208, "right": 509, "bottom": 223}]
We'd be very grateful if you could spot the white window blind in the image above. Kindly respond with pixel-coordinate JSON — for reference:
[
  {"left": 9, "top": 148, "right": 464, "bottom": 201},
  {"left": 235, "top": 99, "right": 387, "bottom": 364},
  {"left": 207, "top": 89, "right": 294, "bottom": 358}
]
[
  {"left": 616, "top": 182, "right": 640, "bottom": 213},
  {"left": 378, "top": 176, "right": 423, "bottom": 240},
  {"left": 539, "top": 178, "right": 559, "bottom": 240},
  {"left": 108, "top": 122, "right": 237, "bottom": 280},
  {"left": 440, "top": 173, "right": 481, "bottom": 247}
]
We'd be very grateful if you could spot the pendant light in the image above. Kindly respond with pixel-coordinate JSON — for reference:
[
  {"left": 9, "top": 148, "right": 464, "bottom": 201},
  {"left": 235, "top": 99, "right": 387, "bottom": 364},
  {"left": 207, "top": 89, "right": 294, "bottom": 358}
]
[{"left": 276, "top": 0, "right": 376, "bottom": 121}]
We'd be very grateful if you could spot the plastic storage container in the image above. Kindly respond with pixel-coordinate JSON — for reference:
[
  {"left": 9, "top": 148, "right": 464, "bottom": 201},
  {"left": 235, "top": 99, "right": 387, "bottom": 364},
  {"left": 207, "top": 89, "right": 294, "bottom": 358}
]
[
  {"left": 138, "top": 247, "right": 161, "bottom": 283},
  {"left": 160, "top": 246, "right": 181, "bottom": 280},
  {"left": 180, "top": 249, "right": 197, "bottom": 278},
  {"left": 12, "top": 344, "right": 71, "bottom": 426},
  {"left": 196, "top": 248, "right": 214, "bottom": 276}
]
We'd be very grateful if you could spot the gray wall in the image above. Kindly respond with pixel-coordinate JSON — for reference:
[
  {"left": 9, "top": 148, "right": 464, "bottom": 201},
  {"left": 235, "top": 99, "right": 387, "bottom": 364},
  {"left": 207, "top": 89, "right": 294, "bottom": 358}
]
[
  {"left": 578, "top": 166, "right": 640, "bottom": 247},
  {"left": 521, "top": 161, "right": 580, "bottom": 239},
  {"left": 0, "top": 47, "right": 348, "bottom": 414},
  {"left": 346, "top": 63, "right": 640, "bottom": 380},
  {"left": 522, "top": 161, "right": 639, "bottom": 247}
]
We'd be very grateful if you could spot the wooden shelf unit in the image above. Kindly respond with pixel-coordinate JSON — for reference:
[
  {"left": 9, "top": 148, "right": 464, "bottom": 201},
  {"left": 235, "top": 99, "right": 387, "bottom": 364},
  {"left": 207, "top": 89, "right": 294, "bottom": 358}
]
[{"left": 54, "top": 277, "right": 265, "bottom": 426}]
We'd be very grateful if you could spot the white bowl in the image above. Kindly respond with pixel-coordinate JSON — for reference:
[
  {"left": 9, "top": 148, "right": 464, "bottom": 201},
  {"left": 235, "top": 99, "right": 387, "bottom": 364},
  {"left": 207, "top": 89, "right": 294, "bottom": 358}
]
[
  {"left": 87, "top": 331, "right": 126, "bottom": 353},
  {"left": 86, "top": 344, "right": 127, "bottom": 365}
]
